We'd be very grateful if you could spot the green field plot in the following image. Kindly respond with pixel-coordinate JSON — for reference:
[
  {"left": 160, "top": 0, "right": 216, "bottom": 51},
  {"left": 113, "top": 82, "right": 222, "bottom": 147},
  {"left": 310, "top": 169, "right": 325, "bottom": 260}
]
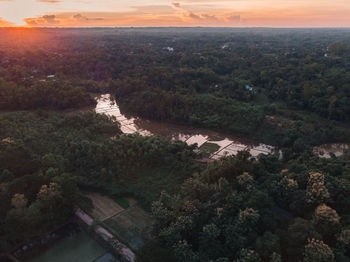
[
  {"left": 104, "top": 206, "right": 154, "bottom": 251},
  {"left": 27, "top": 232, "right": 108, "bottom": 262},
  {"left": 114, "top": 197, "right": 130, "bottom": 209},
  {"left": 199, "top": 142, "right": 220, "bottom": 157},
  {"left": 87, "top": 193, "right": 124, "bottom": 221}
]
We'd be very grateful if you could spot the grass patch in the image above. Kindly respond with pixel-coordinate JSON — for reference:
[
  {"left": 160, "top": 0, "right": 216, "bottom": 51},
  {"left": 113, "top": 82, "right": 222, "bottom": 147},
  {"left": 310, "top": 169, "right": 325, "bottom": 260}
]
[
  {"left": 27, "top": 231, "right": 106, "bottom": 262},
  {"left": 87, "top": 193, "right": 124, "bottom": 221},
  {"left": 114, "top": 197, "right": 130, "bottom": 209},
  {"left": 199, "top": 142, "right": 220, "bottom": 158},
  {"left": 104, "top": 206, "right": 154, "bottom": 251},
  {"left": 104, "top": 166, "right": 198, "bottom": 208}
]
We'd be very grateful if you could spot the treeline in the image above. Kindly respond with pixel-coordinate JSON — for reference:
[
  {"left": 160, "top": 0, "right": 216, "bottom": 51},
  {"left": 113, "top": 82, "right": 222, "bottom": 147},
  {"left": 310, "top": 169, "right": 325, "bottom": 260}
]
[
  {"left": 0, "top": 111, "right": 196, "bottom": 252},
  {"left": 111, "top": 77, "right": 350, "bottom": 151},
  {"left": 0, "top": 78, "right": 95, "bottom": 110},
  {"left": 113, "top": 82, "right": 263, "bottom": 135},
  {"left": 138, "top": 151, "right": 350, "bottom": 262},
  {"left": 1, "top": 28, "right": 350, "bottom": 146},
  {"left": 1, "top": 28, "right": 350, "bottom": 121}
]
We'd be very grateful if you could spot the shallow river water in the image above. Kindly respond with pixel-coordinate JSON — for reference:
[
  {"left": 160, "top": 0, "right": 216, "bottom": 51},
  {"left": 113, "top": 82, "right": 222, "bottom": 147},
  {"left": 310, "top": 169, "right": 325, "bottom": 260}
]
[
  {"left": 312, "top": 143, "right": 349, "bottom": 158},
  {"left": 95, "top": 94, "right": 278, "bottom": 159},
  {"left": 95, "top": 94, "right": 349, "bottom": 159}
]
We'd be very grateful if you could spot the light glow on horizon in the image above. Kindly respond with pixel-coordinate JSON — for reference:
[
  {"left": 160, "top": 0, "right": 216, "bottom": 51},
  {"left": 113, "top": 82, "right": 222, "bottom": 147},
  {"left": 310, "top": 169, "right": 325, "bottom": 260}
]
[{"left": 0, "top": 0, "right": 350, "bottom": 28}]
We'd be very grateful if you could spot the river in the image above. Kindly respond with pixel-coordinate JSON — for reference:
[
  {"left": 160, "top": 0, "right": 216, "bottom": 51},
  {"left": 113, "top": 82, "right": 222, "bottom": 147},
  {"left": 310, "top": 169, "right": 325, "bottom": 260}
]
[
  {"left": 95, "top": 94, "right": 349, "bottom": 159},
  {"left": 312, "top": 143, "right": 349, "bottom": 159},
  {"left": 95, "top": 94, "right": 279, "bottom": 159}
]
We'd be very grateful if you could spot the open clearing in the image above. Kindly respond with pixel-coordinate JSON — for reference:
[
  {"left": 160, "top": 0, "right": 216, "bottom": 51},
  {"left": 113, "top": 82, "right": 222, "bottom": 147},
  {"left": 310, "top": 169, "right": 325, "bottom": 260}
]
[
  {"left": 104, "top": 206, "right": 154, "bottom": 251},
  {"left": 87, "top": 193, "right": 124, "bottom": 221},
  {"left": 199, "top": 142, "right": 220, "bottom": 157},
  {"left": 27, "top": 231, "right": 107, "bottom": 262},
  {"left": 87, "top": 193, "right": 154, "bottom": 250}
]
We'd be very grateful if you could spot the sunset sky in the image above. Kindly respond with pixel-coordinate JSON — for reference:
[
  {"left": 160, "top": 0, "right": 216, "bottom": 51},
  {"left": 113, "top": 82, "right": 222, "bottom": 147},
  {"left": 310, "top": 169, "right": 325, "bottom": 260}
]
[{"left": 0, "top": 0, "right": 350, "bottom": 28}]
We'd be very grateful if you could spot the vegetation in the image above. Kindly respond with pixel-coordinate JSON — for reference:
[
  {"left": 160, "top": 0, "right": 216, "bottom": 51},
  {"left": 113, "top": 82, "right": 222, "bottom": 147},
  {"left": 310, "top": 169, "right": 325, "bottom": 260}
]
[
  {"left": 0, "top": 111, "right": 196, "bottom": 252},
  {"left": 147, "top": 151, "right": 350, "bottom": 262},
  {"left": 0, "top": 78, "right": 95, "bottom": 110},
  {"left": 1, "top": 28, "right": 350, "bottom": 148},
  {"left": 0, "top": 28, "right": 350, "bottom": 261},
  {"left": 114, "top": 197, "right": 130, "bottom": 209}
]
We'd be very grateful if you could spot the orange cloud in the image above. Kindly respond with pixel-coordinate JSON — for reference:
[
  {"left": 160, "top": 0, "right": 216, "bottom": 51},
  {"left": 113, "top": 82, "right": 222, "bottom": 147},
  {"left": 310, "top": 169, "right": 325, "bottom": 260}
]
[
  {"left": 0, "top": 17, "right": 13, "bottom": 27},
  {"left": 36, "top": 0, "right": 63, "bottom": 2},
  {"left": 11, "top": 0, "right": 350, "bottom": 28},
  {"left": 25, "top": 14, "right": 60, "bottom": 26},
  {"left": 23, "top": 7, "right": 242, "bottom": 27}
]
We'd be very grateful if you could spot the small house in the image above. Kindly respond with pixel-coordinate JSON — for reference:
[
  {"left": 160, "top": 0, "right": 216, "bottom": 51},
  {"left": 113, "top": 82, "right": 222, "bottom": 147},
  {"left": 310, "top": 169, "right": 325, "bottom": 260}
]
[{"left": 245, "top": 85, "right": 253, "bottom": 92}]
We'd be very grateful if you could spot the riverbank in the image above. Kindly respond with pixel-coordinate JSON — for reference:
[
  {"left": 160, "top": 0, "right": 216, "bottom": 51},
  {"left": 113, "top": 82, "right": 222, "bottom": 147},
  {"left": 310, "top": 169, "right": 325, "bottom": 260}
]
[
  {"left": 95, "top": 94, "right": 350, "bottom": 159},
  {"left": 95, "top": 94, "right": 280, "bottom": 159}
]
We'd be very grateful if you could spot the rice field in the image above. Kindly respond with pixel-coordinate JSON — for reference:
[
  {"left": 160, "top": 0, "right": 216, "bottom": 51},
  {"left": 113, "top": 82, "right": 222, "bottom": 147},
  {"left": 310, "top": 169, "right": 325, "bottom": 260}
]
[
  {"left": 104, "top": 206, "right": 154, "bottom": 251},
  {"left": 87, "top": 193, "right": 154, "bottom": 251},
  {"left": 87, "top": 193, "right": 124, "bottom": 221},
  {"left": 27, "top": 231, "right": 109, "bottom": 262}
]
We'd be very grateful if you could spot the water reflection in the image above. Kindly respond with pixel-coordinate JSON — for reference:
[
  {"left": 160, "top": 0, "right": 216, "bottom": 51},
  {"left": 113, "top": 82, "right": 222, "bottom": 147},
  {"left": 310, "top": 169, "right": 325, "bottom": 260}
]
[
  {"left": 95, "top": 94, "right": 278, "bottom": 159},
  {"left": 313, "top": 143, "right": 349, "bottom": 158},
  {"left": 95, "top": 94, "right": 151, "bottom": 135}
]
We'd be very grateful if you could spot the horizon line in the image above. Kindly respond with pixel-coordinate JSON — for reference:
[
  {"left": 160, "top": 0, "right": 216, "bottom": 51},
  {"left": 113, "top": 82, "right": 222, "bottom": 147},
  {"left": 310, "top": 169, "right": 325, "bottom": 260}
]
[{"left": 1, "top": 26, "right": 350, "bottom": 29}]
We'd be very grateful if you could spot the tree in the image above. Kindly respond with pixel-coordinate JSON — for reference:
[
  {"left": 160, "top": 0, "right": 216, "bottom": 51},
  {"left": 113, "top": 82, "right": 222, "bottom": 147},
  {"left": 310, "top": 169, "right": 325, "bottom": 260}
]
[
  {"left": 33, "top": 182, "right": 72, "bottom": 228},
  {"left": 173, "top": 240, "right": 199, "bottom": 262},
  {"left": 237, "top": 172, "right": 254, "bottom": 191},
  {"left": 136, "top": 241, "right": 177, "bottom": 262},
  {"left": 337, "top": 229, "right": 350, "bottom": 247},
  {"left": 11, "top": 194, "right": 28, "bottom": 214},
  {"left": 313, "top": 204, "right": 340, "bottom": 238},
  {"left": 238, "top": 208, "right": 260, "bottom": 228},
  {"left": 270, "top": 252, "right": 282, "bottom": 262},
  {"left": 199, "top": 224, "right": 223, "bottom": 259},
  {"left": 236, "top": 249, "right": 262, "bottom": 262},
  {"left": 286, "top": 218, "right": 321, "bottom": 260},
  {"left": 255, "top": 232, "right": 280, "bottom": 261},
  {"left": 303, "top": 238, "right": 335, "bottom": 262},
  {"left": 306, "top": 172, "right": 330, "bottom": 205}
]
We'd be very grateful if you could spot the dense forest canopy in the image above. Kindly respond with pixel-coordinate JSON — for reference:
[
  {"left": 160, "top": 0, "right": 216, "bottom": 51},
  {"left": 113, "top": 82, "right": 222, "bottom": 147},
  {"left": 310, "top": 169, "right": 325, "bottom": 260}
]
[
  {"left": 0, "top": 28, "right": 350, "bottom": 261},
  {"left": 147, "top": 151, "right": 350, "bottom": 262},
  {"left": 1, "top": 28, "right": 350, "bottom": 148},
  {"left": 0, "top": 111, "right": 196, "bottom": 252}
]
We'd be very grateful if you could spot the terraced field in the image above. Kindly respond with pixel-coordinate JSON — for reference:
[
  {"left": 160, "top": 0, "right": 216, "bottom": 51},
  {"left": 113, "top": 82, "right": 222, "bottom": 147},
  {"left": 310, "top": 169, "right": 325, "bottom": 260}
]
[
  {"left": 104, "top": 206, "right": 154, "bottom": 250},
  {"left": 87, "top": 193, "right": 154, "bottom": 251},
  {"left": 87, "top": 193, "right": 124, "bottom": 221}
]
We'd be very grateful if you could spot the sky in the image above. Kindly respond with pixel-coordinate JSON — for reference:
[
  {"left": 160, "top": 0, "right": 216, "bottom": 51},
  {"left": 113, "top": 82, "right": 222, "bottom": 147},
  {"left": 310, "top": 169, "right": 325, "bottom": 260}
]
[{"left": 0, "top": 0, "right": 350, "bottom": 28}]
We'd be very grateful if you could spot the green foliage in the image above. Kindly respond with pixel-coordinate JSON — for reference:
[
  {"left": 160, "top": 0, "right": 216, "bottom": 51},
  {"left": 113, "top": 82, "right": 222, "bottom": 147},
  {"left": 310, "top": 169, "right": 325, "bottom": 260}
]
[
  {"left": 1, "top": 28, "right": 350, "bottom": 261},
  {"left": 1, "top": 28, "right": 350, "bottom": 149},
  {"left": 114, "top": 197, "right": 130, "bottom": 209},
  {"left": 136, "top": 240, "right": 177, "bottom": 262},
  {"left": 152, "top": 153, "right": 350, "bottom": 262},
  {"left": 303, "top": 239, "right": 335, "bottom": 262},
  {"left": 0, "top": 111, "right": 196, "bottom": 252},
  {"left": 0, "top": 78, "right": 95, "bottom": 110}
]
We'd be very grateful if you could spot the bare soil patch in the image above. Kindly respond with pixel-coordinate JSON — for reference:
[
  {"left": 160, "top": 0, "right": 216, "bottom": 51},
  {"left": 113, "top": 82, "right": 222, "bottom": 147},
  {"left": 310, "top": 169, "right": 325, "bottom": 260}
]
[{"left": 87, "top": 193, "right": 124, "bottom": 221}]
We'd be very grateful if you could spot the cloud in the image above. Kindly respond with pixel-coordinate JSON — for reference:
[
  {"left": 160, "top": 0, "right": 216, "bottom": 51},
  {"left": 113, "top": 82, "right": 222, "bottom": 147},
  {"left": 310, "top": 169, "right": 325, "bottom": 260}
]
[
  {"left": 169, "top": 2, "right": 237, "bottom": 24},
  {"left": 0, "top": 17, "right": 14, "bottom": 27},
  {"left": 187, "top": 11, "right": 200, "bottom": 20},
  {"left": 201, "top": 14, "right": 218, "bottom": 21},
  {"left": 24, "top": 9, "right": 244, "bottom": 27},
  {"left": 226, "top": 14, "right": 241, "bottom": 24},
  {"left": 36, "top": 0, "right": 63, "bottom": 3},
  {"left": 2, "top": 0, "right": 350, "bottom": 27},
  {"left": 25, "top": 15, "right": 60, "bottom": 26},
  {"left": 172, "top": 2, "right": 181, "bottom": 8},
  {"left": 73, "top": 13, "right": 104, "bottom": 21}
]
